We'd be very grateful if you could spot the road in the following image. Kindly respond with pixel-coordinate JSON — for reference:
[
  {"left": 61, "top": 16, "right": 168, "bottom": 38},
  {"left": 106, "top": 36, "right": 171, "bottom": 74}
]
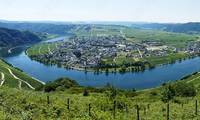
[{"left": 137, "top": 48, "right": 143, "bottom": 58}]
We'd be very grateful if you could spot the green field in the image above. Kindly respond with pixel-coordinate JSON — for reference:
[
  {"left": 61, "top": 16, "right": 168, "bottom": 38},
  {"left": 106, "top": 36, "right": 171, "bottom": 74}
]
[
  {"left": 144, "top": 52, "right": 190, "bottom": 66},
  {"left": 123, "top": 28, "right": 198, "bottom": 47},
  {"left": 72, "top": 25, "right": 124, "bottom": 37},
  {"left": 73, "top": 25, "right": 198, "bottom": 48},
  {"left": 27, "top": 42, "right": 58, "bottom": 56}
]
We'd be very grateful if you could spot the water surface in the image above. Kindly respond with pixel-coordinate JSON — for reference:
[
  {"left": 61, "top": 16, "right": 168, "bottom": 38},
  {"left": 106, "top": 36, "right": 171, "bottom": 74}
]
[{"left": 3, "top": 49, "right": 200, "bottom": 89}]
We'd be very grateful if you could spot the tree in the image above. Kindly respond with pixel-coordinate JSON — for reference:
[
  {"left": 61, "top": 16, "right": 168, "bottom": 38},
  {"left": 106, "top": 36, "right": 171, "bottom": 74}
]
[
  {"left": 161, "top": 85, "right": 175, "bottom": 103},
  {"left": 161, "top": 82, "right": 196, "bottom": 103}
]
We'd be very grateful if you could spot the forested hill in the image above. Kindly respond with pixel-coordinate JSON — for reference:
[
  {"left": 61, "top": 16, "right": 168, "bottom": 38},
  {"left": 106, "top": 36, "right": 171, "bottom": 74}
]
[
  {"left": 0, "top": 22, "right": 75, "bottom": 35},
  {"left": 164, "top": 22, "right": 200, "bottom": 34},
  {"left": 0, "top": 27, "right": 41, "bottom": 47},
  {"left": 131, "top": 22, "right": 200, "bottom": 34}
]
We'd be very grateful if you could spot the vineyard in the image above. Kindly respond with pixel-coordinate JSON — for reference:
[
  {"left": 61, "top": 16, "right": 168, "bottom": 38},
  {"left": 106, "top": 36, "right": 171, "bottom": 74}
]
[{"left": 0, "top": 84, "right": 199, "bottom": 120}]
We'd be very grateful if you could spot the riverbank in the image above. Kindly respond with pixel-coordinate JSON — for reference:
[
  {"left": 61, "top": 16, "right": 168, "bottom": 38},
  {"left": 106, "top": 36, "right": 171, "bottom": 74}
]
[{"left": 26, "top": 48, "right": 199, "bottom": 74}]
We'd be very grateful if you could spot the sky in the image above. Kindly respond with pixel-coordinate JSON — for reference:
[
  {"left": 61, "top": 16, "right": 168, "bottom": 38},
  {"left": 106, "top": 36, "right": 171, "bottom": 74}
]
[{"left": 0, "top": 0, "right": 199, "bottom": 23}]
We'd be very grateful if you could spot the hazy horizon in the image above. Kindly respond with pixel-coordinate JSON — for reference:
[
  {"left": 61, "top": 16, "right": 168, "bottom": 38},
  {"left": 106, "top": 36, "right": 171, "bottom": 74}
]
[{"left": 0, "top": 0, "right": 199, "bottom": 23}]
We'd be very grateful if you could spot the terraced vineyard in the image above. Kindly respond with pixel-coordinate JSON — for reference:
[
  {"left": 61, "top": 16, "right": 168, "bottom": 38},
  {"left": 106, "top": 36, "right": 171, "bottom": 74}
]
[{"left": 0, "top": 59, "right": 44, "bottom": 90}]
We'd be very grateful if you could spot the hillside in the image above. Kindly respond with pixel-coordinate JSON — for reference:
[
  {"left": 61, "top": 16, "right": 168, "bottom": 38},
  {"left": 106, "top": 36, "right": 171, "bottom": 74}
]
[
  {"left": 0, "top": 59, "right": 44, "bottom": 90},
  {"left": 164, "top": 22, "right": 200, "bottom": 34},
  {"left": 0, "top": 27, "right": 41, "bottom": 47},
  {"left": 0, "top": 22, "right": 75, "bottom": 35},
  {"left": 131, "top": 22, "right": 200, "bottom": 34},
  {"left": 0, "top": 72, "right": 199, "bottom": 119}
]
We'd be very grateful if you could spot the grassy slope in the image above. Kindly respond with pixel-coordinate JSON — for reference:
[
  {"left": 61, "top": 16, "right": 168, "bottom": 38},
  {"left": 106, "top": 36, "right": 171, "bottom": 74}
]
[
  {"left": 0, "top": 74, "right": 200, "bottom": 119},
  {"left": 0, "top": 59, "right": 43, "bottom": 89}
]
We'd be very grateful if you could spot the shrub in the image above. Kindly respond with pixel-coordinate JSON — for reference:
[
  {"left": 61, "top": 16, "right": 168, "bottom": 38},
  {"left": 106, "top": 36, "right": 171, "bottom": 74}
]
[
  {"left": 41, "top": 77, "right": 79, "bottom": 92},
  {"left": 150, "top": 91, "right": 158, "bottom": 96},
  {"left": 83, "top": 89, "right": 89, "bottom": 96},
  {"left": 161, "top": 82, "right": 196, "bottom": 102},
  {"left": 173, "top": 82, "right": 196, "bottom": 97},
  {"left": 161, "top": 85, "right": 175, "bottom": 103}
]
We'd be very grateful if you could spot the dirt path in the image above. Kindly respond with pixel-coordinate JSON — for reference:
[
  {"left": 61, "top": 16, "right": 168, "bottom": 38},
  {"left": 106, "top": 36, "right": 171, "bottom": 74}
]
[
  {"left": 187, "top": 73, "right": 200, "bottom": 83},
  {"left": 6, "top": 68, "right": 35, "bottom": 90},
  {"left": 48, "top": 45, "right": 53, "bottom": 54},
  {"left": 0, "top": 72, "right": 5, "bottom": 86},
  {"left": 38, "top": 47, "right": 41, "bottom": 54}
]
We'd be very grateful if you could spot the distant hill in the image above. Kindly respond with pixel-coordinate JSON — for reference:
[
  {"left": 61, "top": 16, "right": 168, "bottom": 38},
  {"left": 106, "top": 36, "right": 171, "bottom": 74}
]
[
  {"left": 0, "top": 22, "right": 75, "bottom": 35},
  {"left": 0, "top": 27, "right": 41, "bottom": 47},
  {"left": 164, "top": 22, "right": 200, "bottom": 34},
  {"left": 131, "top": 22, "right": 200, "bottom": 34}
]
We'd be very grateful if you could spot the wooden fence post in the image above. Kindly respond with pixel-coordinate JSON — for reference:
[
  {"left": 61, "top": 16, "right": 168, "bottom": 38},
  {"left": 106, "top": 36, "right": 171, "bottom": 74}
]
[
  {"left": 47, "top": 95, "right": 50, "bottom": 105},
  {"left": 113, "top": 100, "right": 116, "bottom": 119},
  {"left": 39, "top": 97, "right": 42, "bottom": 102},
  {"left": 144, "top": 107, "right": 146, "bottom": 115},
  {"left": 147, "top": 104, "right": 150, "bottom": 110},
  {"left": 67, "top": 98, "right": 70, "bottom": 110},
  {"left": 181, "top": 103, "right": 184, "bottom": 108},
  {"left": 89, "top": 103, "right": 91, "bottom": 116},
  {"left": 125, "top": 104, "right": 128, "bottom": 113},
  {"left": 195, "top": 100, "right": 198, "bottom": 115},
  {"left": 166, "top": 103, "right": 169, "bottom": 120},
  {"left": 136, "top": 105, "right": 140, "bottom": 120}
]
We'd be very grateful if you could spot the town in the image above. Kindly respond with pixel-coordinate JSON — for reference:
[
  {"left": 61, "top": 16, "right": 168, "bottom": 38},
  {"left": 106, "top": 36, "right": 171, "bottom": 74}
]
[{"left": 32, "top": 35, "right": 200, "bottom": 71}]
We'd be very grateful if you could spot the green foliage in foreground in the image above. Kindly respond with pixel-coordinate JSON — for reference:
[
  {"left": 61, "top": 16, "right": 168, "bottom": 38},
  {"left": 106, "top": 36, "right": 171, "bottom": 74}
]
[{"left": 0, "top": 72, "right": 200, "bottom": 119}]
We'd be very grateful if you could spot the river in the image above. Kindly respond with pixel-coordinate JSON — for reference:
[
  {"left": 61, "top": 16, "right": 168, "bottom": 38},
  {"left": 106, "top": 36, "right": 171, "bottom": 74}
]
[{"left": 2, "top": 38, "right": 200, "bottom": 90}]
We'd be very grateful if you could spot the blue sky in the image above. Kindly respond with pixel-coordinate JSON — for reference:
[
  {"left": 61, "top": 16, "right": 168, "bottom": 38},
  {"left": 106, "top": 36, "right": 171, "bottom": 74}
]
[{"left": 0, "top": 0, "right": 199, "bottom": 23}]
